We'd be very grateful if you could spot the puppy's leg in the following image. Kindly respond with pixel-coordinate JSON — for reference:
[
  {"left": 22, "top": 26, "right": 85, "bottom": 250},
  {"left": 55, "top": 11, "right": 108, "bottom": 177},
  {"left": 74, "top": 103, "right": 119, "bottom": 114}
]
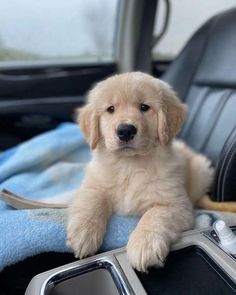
[
  {"left": 67, "top": 188, "right": 111, "bottom": 259},
  {"left": 127, "top": 198, "right": 193, "bottom": 272}
]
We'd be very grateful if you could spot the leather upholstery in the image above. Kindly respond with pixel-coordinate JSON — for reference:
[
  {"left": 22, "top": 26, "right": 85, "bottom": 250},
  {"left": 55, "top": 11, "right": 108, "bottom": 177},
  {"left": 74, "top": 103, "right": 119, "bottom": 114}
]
[{"left": 162, "top": 8, "right": 236, "bottom": 201}]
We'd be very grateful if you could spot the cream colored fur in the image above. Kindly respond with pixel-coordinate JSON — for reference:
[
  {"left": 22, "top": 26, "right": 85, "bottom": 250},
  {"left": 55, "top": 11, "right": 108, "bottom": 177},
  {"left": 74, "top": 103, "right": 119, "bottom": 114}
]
[{"left": 67, "top": 72, "right": 214, "bottom": 272}]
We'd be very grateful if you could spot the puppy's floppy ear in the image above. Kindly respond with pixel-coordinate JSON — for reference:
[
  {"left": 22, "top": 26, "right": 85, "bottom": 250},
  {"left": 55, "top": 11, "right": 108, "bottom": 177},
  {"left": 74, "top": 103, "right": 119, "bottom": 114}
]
[
  {"left": 76, "top": 104, "right": 100, "bottom": 149},
  {"left": 157, "top": 81, "right": 188, "bottom": 145}
]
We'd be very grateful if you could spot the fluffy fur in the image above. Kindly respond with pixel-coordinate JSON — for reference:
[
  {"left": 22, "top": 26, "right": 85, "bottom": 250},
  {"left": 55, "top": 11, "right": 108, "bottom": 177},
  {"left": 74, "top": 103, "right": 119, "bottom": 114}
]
[{"left": 67, "top": 72, "right": 214, "bottom": 272}]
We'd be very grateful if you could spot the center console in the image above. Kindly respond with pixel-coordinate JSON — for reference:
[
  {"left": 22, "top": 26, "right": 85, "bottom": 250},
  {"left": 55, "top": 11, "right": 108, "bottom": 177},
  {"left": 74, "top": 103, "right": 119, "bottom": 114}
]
[{"left": 25, "top": 225, "right": 236, "bottom": 295}]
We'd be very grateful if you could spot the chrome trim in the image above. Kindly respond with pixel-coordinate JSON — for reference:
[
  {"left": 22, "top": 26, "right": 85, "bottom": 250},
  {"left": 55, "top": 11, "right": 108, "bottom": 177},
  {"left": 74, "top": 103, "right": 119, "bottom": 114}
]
[
  {"left": 40, "top": 256, "right": 135, "bottom": 295},
  {"left": 202, "top": 226, "right": 236, "bottom": 262}
]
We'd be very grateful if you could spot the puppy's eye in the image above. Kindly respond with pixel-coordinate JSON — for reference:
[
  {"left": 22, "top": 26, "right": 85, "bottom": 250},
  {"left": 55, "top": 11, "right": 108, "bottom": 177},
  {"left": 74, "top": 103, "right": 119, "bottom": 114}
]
[
  {"left": 140, "top": 104, "right": 150, "bottom": 112},
  {"left": 106, "top": 106, "right": 115, "bottom": 113}
]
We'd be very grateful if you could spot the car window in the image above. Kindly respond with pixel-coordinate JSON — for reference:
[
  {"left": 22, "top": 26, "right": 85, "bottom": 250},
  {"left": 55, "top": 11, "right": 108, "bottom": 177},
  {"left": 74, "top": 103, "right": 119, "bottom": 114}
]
[
  {"left": 152, "top": 0, "right": 236, "bottom": 61},
  {"left": 0, "top": 0, "right": 118, "bottom": 66}
]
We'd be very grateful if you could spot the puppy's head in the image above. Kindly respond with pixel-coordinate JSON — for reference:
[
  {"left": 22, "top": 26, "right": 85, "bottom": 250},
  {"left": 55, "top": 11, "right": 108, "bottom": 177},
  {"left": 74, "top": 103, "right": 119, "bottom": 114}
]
[{"left": 77, "top": 72, "right": 187, "bottom": 155}]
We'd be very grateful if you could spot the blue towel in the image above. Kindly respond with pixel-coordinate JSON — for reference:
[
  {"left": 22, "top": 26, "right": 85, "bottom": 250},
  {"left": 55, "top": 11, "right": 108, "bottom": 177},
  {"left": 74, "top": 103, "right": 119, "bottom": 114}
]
[
  {"left": 0, "top": 123, "right": 91, "bottom": 207},
  {"left": 1, "top": 122, "right": 236, "bottom": 271}
]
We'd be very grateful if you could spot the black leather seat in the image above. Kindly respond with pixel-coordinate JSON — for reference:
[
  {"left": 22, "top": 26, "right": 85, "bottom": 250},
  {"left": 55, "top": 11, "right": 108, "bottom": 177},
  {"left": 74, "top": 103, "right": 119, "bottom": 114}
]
[{"left": 162, "top": 7, "right": 236, "bottom": 202}]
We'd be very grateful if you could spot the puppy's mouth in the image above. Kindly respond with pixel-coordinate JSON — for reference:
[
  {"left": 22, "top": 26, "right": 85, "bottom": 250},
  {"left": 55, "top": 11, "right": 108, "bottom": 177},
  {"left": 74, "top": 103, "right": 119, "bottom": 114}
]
[
  {"left": 117, "top": 141, "right": 136, "bottom": 151},
  {"left": 104, "top": 138, "right": 137, "bottom": 152},
  {"left": 119, "top": 146, "right": 135, "bottom": 151}
]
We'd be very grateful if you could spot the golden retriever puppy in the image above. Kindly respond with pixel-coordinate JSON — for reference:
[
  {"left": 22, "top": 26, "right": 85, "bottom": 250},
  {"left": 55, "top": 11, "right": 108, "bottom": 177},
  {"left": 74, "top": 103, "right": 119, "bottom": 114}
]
[{"left": 67, "top": 72, "right": 214, "bottom": 272}]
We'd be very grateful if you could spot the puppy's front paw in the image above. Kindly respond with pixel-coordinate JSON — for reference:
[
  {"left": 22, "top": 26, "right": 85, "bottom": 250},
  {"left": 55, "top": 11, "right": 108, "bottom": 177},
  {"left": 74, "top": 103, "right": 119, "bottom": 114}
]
[
  {"left": 67, "top": 218, "right": 104, "bottom": 259},
  {"left": 127, "top": 229, "right": 169, "bottom": 273}
]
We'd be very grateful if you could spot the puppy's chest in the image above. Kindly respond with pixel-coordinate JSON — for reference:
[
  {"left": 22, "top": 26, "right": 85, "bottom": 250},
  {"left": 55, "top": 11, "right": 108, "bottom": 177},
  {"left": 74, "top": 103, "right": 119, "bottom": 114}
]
[{"left": 111, "top": 163, "right": 163, "bottom": 215}]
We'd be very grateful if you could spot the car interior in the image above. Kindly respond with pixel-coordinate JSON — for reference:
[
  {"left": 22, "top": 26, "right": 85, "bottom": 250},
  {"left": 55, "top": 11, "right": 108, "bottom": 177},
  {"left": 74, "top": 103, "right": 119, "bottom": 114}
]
[{"left": 1, "top": 0, "right": 236, "bottom": 294}]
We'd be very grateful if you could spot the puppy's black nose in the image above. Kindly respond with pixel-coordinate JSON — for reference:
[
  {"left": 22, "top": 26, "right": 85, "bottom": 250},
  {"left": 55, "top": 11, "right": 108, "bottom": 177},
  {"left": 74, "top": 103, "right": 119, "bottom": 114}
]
[{"left": 117, "top": 124, "right": 137, "bottom": 142}]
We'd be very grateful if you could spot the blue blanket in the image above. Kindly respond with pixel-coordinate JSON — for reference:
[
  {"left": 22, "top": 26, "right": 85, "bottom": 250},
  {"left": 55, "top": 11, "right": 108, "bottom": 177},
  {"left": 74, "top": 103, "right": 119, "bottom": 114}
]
[{"left": 1, "top": 122, "right": 236, "bottom": 271}]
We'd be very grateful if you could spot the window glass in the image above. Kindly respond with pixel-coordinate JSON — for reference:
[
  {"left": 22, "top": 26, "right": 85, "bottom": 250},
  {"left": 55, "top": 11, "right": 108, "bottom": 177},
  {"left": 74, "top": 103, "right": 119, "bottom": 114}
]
[
  {"left": 0, "top": 0, "right": 118, "bottom": 65},
  {"left": 152, "top": 0, "right": 236, "bottom": 60}
]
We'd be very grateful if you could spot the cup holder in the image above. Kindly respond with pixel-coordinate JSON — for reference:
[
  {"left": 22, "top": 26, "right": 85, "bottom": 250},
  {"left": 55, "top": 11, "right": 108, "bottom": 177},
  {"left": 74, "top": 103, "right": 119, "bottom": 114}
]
[{"left": 42, "top": 257, "right": 133, "bottom": 295}]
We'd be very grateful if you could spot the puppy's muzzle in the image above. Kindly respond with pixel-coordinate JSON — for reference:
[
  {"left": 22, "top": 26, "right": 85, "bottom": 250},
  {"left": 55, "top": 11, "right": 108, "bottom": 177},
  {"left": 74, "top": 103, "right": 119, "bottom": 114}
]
[{"left": 116, "top": 124, "right": 137, "bottom": 142}]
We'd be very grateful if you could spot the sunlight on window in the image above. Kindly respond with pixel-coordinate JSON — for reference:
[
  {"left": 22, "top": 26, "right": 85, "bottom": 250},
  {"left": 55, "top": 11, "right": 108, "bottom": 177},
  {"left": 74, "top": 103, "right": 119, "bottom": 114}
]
[{"left": 0, "top": 0, "right": 118, "bottom": 64}]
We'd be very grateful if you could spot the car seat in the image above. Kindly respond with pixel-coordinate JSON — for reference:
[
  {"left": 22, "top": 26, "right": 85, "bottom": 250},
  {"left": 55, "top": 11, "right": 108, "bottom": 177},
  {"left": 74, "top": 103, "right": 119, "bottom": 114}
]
[{"left": 162, "top": 7, "right": 236, "bottom": 202}]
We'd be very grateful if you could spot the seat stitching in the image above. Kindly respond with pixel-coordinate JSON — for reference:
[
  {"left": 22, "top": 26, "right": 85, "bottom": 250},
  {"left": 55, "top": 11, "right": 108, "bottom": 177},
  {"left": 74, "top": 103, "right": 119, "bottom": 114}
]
[
  {"left": 181, "top": 87, "right": 210, "bottom": 140},
  {"left": 181, "top": 14, "right": 220, "bottom": 101},
  {"left": 180, "top": 15, "right": 222, "bottom": 139},
  {"left": 201, "top": 90, "right": 232, "bottom": 152}
]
